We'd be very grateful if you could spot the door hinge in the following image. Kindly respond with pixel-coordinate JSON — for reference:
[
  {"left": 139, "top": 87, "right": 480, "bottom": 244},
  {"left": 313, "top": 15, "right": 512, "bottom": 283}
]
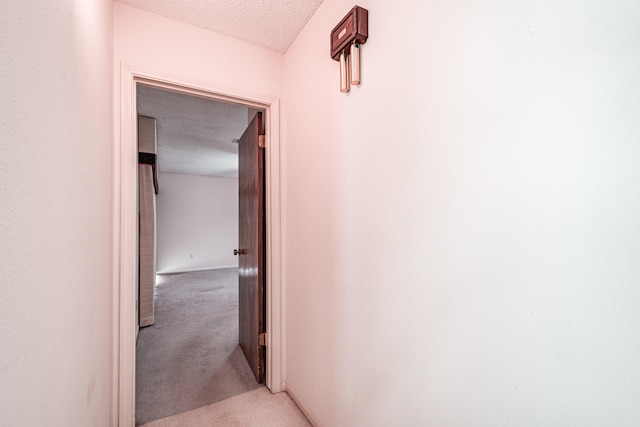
[
  {"left": 259, "top": 332, "right": 267, "bottom": 347},
  {"left": 258, "top": 135, "right": 266, "bottom": 149}
]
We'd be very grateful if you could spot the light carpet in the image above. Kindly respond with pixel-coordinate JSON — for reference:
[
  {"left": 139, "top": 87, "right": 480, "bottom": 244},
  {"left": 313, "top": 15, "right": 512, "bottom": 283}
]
[
  {"left": 136, "top": 269, "right": 262, "bottom": 425},
  {"left": 140, "top": 387, "right": 311, "bottom": 427}
]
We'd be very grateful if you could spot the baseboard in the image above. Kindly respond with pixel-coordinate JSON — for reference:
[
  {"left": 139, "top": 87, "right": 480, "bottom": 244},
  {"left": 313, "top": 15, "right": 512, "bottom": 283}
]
[
  {"left": 285, "top": 383, "right": 322, "bottom": 427},
  {"left": 156, "top": 264, "right": 238, "bottom": 275}
]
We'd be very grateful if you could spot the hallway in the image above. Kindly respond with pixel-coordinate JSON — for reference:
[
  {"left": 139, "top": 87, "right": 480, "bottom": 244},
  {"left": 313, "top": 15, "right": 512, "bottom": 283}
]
[
  {"left": 3, "top": 1, "right": 640, "bottom": 426},
  {"left": 139, "top": 387, "right": 310, "bottom": 427}
]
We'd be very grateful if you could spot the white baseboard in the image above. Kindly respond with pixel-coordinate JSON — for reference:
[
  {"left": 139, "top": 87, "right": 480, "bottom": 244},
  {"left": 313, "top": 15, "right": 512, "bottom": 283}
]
[
  {"left": 285, "top": 383, "right": 322, "bottom": 427},
  {"left": 156, "top": 264, "right": 238, "bottom": 275}
]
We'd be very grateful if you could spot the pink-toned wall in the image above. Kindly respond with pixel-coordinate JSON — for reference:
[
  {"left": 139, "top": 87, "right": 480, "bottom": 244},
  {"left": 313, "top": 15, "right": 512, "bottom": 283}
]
[
  {"left": 283, "top": 0, "right": 640, "bottom": 426},
  {"left": 114, "top": 2, "right": 283, "bottom": 101},
  {"left": 0, "top": 1, "right": 114, "bottom": 425}
]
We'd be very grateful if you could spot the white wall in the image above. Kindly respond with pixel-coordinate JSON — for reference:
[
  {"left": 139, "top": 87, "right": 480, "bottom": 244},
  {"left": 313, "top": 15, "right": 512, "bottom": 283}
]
[
  {"left": 156, "top": 173, "right": 238, "bottom": 273},
  {"left": 283, "top": 0, "right": 640, "bottom": 426},
  {"left": 114, "top": 2, "right": 283, "bottom": 103},
  {"left": 0, "top": 1, "right": 113, "bottom": 426}
]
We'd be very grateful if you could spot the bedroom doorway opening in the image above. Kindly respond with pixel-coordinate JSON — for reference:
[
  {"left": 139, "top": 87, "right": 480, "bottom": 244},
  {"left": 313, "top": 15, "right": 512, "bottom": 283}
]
[
  {"left": 133, "top": 83, "right": 266, "bottom": 424},
  {"left": 116, "top": 66, "right": 283, "bottom": 426}
]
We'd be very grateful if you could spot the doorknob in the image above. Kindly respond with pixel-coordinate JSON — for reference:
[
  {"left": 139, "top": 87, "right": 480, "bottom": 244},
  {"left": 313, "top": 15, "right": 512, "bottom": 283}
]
[{"left": 234, "top": 249, "right": 246, "bottom": 255}]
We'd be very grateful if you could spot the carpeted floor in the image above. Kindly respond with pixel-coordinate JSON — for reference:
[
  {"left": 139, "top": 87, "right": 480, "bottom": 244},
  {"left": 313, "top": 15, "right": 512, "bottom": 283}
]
[
  {"left": 136, "top": 268, "right": 262, "bottom": 425},
  {"left": 139, "top": 387, "right": 311, "bottom": 427}
]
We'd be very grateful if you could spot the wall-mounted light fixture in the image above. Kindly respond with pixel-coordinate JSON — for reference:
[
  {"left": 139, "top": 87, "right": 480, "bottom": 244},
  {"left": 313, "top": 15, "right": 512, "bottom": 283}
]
[{"left": 330, "top": 6, "right": 369, "bottom": 93}]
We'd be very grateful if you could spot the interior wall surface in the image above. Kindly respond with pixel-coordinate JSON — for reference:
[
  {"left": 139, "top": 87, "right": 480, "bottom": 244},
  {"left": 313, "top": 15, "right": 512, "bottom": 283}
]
[
  {"left": 0, "top": 1, "right": 114, "bottom": 426},
  {"left": 282, "top": 0, "right": 640, "bottom": 426},
  {"left": 114, "top": 2, "right": 284, "bottom": 101},
  {"left": 156, "top": 173, "right": 239, "bottom": 273}
]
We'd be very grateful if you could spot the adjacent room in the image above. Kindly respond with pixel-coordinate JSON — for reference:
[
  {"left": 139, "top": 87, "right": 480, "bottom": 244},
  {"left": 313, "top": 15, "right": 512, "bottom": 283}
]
[{"left": 134, "top": 85, "right": 264, "bottom": 424}]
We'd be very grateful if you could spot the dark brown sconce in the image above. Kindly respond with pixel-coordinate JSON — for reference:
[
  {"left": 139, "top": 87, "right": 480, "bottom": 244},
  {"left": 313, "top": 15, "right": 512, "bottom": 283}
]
[{"left": 330, "top": 5, "right": 369, "bottom": 93}]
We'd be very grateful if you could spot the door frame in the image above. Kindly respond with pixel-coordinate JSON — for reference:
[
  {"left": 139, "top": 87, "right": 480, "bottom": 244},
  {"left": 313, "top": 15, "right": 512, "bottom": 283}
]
[{"left": 113, "top": 63, "right": 283, "bottom": 426}]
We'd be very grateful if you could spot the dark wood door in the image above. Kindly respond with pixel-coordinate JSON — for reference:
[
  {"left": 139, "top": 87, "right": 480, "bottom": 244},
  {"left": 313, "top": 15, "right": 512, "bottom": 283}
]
[{"left": 238, "top": 112, "right": 265, "bottom": 383}]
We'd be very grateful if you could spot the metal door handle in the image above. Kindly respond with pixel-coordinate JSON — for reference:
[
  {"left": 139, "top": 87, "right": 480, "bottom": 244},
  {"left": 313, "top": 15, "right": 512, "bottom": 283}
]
[{"left": 234, "top": 249, "right": 246, "bottom": 255}]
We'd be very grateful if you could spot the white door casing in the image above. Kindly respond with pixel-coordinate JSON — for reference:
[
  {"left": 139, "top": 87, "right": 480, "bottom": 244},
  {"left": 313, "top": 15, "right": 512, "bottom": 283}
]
[{"left": 114, "top": 63, "right": 284, "bottom": 426}]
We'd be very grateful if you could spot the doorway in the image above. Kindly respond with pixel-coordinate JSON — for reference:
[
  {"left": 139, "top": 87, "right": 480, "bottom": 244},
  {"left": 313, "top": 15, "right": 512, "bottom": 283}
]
[
  {"left": 115, "top": 65, "right": 283, "bottom": 426},
  {"left": 134, "top": 85, "right": 264, "bottom": 424}
]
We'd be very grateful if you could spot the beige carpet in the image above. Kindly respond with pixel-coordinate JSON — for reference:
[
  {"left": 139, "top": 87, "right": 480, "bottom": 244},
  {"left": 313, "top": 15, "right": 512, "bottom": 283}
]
[{"left": 140, "top": 387, "right": 311, "bottom": 427}]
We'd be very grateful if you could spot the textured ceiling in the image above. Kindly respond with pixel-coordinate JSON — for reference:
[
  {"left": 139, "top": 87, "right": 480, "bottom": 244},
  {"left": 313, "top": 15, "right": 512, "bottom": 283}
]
[
  {"left": 137, "top": 85, "right": 253, "bottom": 178},
  {"left": 117, "top": 0, "right": 324, "bottom": 53}
]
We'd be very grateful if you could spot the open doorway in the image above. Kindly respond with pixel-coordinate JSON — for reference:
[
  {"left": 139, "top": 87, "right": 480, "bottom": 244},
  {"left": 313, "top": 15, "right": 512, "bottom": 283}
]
[
  {"left": 115, "top": 65, "right": 283, "bottom": 426},
  {"left": 134, "top": 85, "right": 264, "bottom": 424}
]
